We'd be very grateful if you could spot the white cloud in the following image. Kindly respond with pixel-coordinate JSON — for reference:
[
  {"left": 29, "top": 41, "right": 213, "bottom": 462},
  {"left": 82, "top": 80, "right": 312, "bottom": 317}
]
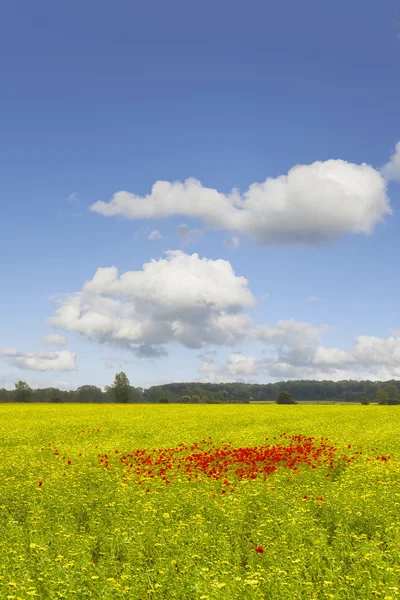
[
  {"left": 307, "top": 296, "right": 321, "bottom": 303},
  {"left": 382, "top": 141, "right": 400, "bottom": 181},
  {"left": 199, "top": 331, "right": 400, "bottom": 383},
  {"left": 133, "top": 226, "right": 166, "bottom": 241},
  {"left": 90, "top": 158, "right": 390, "bottom": 245},
  {"left": 68, "top": 192, "right": 79, "bottom": 204},
  {"left": 148, "top": 229, "right": 164, "bottom": 240},
  {"left": 197, "top": 351, "right": 217, "bottom": 363},
  {"left": 255, "top": 319, "right": 326, "bottom": 357},
  {"left": 0, "top": 348, "right": 76, "bottom": 371},
  {"left": 176, "top": 223, "right": 204, "bottom": 246},
  {"left": 314, "top": 335, "right": 400, "bottom": 368},
  {"left": 45, "top": 248, "right": 400, "bottom": 382},
  {"left": 48, "top": 251, "right": 256, "bottom": 354},
  {"left": 42, "top": 334, "right": 68, "bottom": 347},
  {"left": 222, "top": 236, "right": 240, "bottom": 250},
  {"left": 0, "top": 348, "right": 19, "bottom": 357},
  {"left": 199, "top": 353, "right": 262, "bottom": 383}
]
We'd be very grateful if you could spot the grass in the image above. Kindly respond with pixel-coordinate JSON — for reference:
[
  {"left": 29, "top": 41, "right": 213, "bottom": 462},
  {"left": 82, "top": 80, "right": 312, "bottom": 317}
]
[{"left": 0, "top": 403, "right": 399, "bottom": 599}]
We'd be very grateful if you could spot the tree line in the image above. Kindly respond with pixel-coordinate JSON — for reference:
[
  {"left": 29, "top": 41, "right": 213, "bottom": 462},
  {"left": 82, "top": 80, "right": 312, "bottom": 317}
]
[{"left": 1, "top": 374, "right": 400, "bottom": 404}]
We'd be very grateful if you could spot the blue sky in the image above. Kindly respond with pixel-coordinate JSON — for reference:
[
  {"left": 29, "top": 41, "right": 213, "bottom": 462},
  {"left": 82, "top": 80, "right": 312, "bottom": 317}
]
[{"left": 1, "top": 0, "right": 400, "bottom": 390}]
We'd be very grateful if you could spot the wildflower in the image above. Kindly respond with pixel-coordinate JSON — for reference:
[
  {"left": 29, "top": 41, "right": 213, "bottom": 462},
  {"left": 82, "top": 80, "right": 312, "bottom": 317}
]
[
  {"left": 38, "top": 481, "right": 43, "bottom": 487},
  {"left": 254, "top": 545, "right": 264, "bottom": 554}
]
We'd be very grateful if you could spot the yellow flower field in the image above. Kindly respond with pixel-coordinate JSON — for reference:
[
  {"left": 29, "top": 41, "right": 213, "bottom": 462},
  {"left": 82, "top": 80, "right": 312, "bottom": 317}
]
[{"left": 0, "top": 404, "right": 399, "bottom": 599}]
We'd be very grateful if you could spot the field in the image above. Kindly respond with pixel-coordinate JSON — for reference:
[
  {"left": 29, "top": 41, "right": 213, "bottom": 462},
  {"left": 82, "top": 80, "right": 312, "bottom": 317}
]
[{"left": 0, "top": 404, "right": 399, "bottom": 600}]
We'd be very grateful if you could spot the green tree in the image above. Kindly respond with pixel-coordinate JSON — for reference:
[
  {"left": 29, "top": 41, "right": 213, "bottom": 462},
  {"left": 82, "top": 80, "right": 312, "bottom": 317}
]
[
  {"left": 276, "top": 391, "right": 296, "bottom": 404},
  {"left": 77, "top": 385, "right": 103, "bottom": 403},
  {"left": 51, "top": 396, "right": 63, "bottom": 403},
  {"left": 360, "top": 396, "right": 370, "bottom": 405},
  {"left": 382, "top": 384, "right": 400, "bottom": 405},
  {"left": 15, "top": 381, "right": 33, "bottom": 403},
  {"left": 112, "top": 372, "right": 130, "bottom": 404},
  {"left": 376, "top": 389, "right": 389, "bottom": 404}
]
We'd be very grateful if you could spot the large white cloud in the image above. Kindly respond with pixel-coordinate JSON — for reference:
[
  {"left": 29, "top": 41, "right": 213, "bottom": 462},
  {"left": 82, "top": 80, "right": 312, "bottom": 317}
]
[
  {"left": 90, "top": 159, "right": 390, "bottom": 245},
  {"left": 48, "top": 251, "right": 256, "bottom": 354},
  {"left": 0, "top": 348, "right": 76, "bottom": 371},
  {"left": 47, "top": 250, "right": 326, "bottom": 357},
  {"left": 46, "top": 249, "right": 400, "bottom": 382},
  {"left": 382, "top": 141, "right": 400, "bottom": 181}
]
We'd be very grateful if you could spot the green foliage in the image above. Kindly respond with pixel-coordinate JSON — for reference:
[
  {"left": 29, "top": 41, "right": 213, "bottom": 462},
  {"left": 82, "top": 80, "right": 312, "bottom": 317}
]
[
  {"left": 2, "top": 379, "right": 400, "bottom": 404},
  {"left": 386, "top": 397, "right": 400, "bottom": 405},
  {"left": 377, "top": 385, "right": 400, "bottom": 405},
  {"left": 50, "top": 396, "right": 63, "bottom": 403},
  {"left": 360, "top": 396, "right": 370, "bottom": 405},
  {"left": 159, "top": 397, "right": 169, "bottom": 404},
  {"left": 376, "top": 389, "right": 389, "bottom": 405},
  {"left": 180, "top": 395, "right": 191, "bottom": 403},
  {"left": 112, "top": 372, "right": 130, "bottom": 404},
  {"left": 14, "top": 380, "right": 32, "bottom": 403},
  {"left": 276, "top": 391, "right": 296, "bottom": 404},
  {"left": 77, "top": 385, "right": 103, "bottom": 403},
  {"left": 383, "top": 385, "right": 400, "bottom": 405}
]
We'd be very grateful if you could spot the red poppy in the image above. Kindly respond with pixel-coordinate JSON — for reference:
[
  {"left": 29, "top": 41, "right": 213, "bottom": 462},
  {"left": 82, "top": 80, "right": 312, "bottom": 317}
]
[
  {"left": 255, "top": 545, "right": 264, "bottom": 554},
  {"left": 38, "top": 481, "right": 43, "bottom": 487}
]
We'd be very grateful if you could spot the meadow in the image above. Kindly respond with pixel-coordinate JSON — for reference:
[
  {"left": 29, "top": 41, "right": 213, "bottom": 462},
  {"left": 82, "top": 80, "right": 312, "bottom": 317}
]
[{"left": 0, "top": 404, "right": 399, "bottom": 600}]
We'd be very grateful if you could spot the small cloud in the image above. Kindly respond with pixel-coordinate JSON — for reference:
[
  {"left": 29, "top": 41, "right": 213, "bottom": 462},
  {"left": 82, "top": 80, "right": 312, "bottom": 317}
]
[
  {"left": 133, "top": 226, "right": 166, "bottom": 241},
  {"left": 131, "top": 344, "right": 167, "bottom": 358},
  {"left": 0, "top": 347, "right": 76, "bottom": 371},
  {"left": 382, "top": 141, "right": 400, "bottom": 182},
  {"left": 104, "top": 361, "right": 113, "bottom": 369},
  {"left": 176, "top": 224, "right": 204, "bottom": 246},
  {"left": 257, "top": 293, "right": 270, "bottom": 303},
  {"left": 222, "top": 236, "right": 240, "bottom": 250},
  {"left": 42, "top": 334, "right": 68, "bottom": 347},
  {"left": 307, "top": 296, "right": 321, "bottom": 303},
  {"left": 148, "top": 229, "right": 164, "bottom": 240},
  {"left": 197, "top": 351, "right": 217, "bottom": 363},
  {"left": 68, "top": 192, "right": 79, "bottom": 204}
]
